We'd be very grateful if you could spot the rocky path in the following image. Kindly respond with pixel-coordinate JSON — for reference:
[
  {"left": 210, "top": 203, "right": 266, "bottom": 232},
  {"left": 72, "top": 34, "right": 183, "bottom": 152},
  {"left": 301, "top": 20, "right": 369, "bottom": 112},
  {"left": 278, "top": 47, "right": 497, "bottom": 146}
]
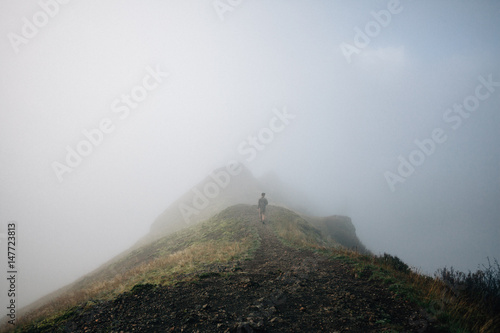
[{"left": 27, "top": 218, "right": 442, "bottom": 332}]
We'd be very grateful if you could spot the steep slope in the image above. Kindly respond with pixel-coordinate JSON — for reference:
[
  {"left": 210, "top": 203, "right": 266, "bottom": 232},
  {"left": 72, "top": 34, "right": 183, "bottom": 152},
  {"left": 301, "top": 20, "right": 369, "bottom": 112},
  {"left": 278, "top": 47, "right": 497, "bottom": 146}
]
[
  {"left": 11, "top": 204, "right": 261, "bottom": 329},
  {"left": 9, "top": 205, "right": 456, "bottom": 332},
  {"left": 13, "top": 205, "right": 438, "bottom": 332},
  {"left": 303, "top": 214, "right": 369, "bottom": 253}
]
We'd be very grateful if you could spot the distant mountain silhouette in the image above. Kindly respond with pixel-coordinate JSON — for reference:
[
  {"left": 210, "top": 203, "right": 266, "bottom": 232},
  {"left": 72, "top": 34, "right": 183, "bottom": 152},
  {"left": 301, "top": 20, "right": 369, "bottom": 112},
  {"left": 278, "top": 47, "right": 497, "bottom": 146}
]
[
  {"left": 142, "top": 165, "right": 317, "bottom": 245},
  {"left": 146, "top": 165, "right": 260, "bottom": 241}
]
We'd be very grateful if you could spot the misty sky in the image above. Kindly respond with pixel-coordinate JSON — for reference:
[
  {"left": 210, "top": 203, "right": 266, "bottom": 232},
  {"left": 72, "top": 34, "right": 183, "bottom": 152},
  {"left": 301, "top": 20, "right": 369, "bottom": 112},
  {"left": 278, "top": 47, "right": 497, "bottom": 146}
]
[{"left": 1, "top": 0, "right": 499, "bottom": 311}]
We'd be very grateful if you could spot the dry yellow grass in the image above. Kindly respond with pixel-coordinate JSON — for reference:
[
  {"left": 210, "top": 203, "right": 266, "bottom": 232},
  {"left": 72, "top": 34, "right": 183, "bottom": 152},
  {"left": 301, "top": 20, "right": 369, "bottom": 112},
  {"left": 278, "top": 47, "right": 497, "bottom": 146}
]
[
  {"left": 13, "top": 239, "right": 251, "bottom": 331},
  {"left": 7, "top": 206, "right": 262, "bottom": 332}
]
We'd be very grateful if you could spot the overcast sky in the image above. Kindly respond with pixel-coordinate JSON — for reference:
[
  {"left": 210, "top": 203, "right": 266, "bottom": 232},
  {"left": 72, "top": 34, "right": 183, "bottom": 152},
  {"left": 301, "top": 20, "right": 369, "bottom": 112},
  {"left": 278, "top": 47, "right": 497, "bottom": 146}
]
[{"left": 1, "top": 0, "right": 499, "bottom": 311}]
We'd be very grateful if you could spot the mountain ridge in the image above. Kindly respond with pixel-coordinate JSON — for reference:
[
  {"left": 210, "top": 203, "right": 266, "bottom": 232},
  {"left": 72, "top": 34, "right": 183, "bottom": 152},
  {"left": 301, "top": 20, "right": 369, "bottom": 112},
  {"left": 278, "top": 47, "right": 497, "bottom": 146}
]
[
  {"left": 7, "top": 205, "right": 438, "bottom": 332},
  {"left": 138, "top": 164, "right": 320, "bottom": 246},
  {"left": 4, "top": 204, "right": 498, "bottom": 332},
  {"left": 7, "top": 203, "right": 367, "bottom": 331}
]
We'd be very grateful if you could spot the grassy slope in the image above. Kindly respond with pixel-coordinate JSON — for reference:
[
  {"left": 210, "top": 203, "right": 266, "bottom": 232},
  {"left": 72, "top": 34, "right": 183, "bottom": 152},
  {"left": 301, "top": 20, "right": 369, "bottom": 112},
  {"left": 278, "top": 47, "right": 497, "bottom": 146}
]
[
  {"left": 6, "top": 204, "right": 498, "bottom": 332},
  {"left": 267, "top": 206, "right": 499, "bottom": 332},
  {"left": 10, "top": 205, "right": 260, "bottom": 332}
]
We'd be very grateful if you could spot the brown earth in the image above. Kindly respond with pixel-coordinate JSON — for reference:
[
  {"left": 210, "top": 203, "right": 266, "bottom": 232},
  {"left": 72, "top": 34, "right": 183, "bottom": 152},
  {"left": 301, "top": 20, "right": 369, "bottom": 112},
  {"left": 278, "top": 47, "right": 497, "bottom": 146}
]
[{"left": 23, "top": 218, "right": 447, "bottom": 332}]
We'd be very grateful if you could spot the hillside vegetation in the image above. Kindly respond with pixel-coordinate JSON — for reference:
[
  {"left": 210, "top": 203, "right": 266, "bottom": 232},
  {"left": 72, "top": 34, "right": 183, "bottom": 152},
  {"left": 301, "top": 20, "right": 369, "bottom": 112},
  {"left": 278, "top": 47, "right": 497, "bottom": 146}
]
[
  {"left": 4, "top": 204, "right": 499, "bottom": 332},
  {"left": 8, "top": 205, "right": 260, "bottom": 331}
]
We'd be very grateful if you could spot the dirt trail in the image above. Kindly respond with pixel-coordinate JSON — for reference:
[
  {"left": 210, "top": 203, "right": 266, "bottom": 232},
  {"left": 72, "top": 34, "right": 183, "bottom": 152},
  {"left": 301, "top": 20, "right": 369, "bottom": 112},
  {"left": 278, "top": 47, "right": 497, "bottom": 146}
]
[{"left": 25, "top": 218, "right": 441, "bottom": 332}]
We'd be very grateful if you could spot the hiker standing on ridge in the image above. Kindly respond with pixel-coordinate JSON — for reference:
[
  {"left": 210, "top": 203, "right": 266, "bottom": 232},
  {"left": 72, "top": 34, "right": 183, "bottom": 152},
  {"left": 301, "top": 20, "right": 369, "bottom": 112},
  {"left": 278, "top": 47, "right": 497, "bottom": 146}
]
[{"left": 258, "top": 193, "right": 268, "bottom": 223}]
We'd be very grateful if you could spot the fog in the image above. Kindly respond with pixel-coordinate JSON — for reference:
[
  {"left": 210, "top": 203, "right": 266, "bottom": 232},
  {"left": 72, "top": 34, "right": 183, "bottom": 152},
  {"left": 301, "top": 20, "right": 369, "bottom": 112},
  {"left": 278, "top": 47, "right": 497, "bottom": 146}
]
[{"left": 1, "top": 0, "right": 499, "bottom": 312}]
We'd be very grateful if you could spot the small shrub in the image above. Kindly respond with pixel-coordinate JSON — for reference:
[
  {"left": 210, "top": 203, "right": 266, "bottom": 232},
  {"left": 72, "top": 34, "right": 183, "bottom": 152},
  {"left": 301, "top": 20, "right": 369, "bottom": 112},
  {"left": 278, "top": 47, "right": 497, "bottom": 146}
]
[
  {"left": 437, "top": 257, "right": 500, "bottom": 312},
  {"left": 377, "top": 253, "right": 410, "bottom": 274}
]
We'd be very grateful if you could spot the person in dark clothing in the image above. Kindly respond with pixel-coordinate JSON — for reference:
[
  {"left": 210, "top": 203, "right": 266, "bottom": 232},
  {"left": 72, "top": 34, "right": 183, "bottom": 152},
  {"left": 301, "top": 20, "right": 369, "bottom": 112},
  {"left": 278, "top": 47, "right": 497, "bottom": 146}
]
[{"left": 258, "top": 193, "right": 268, "bottom": 223}]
